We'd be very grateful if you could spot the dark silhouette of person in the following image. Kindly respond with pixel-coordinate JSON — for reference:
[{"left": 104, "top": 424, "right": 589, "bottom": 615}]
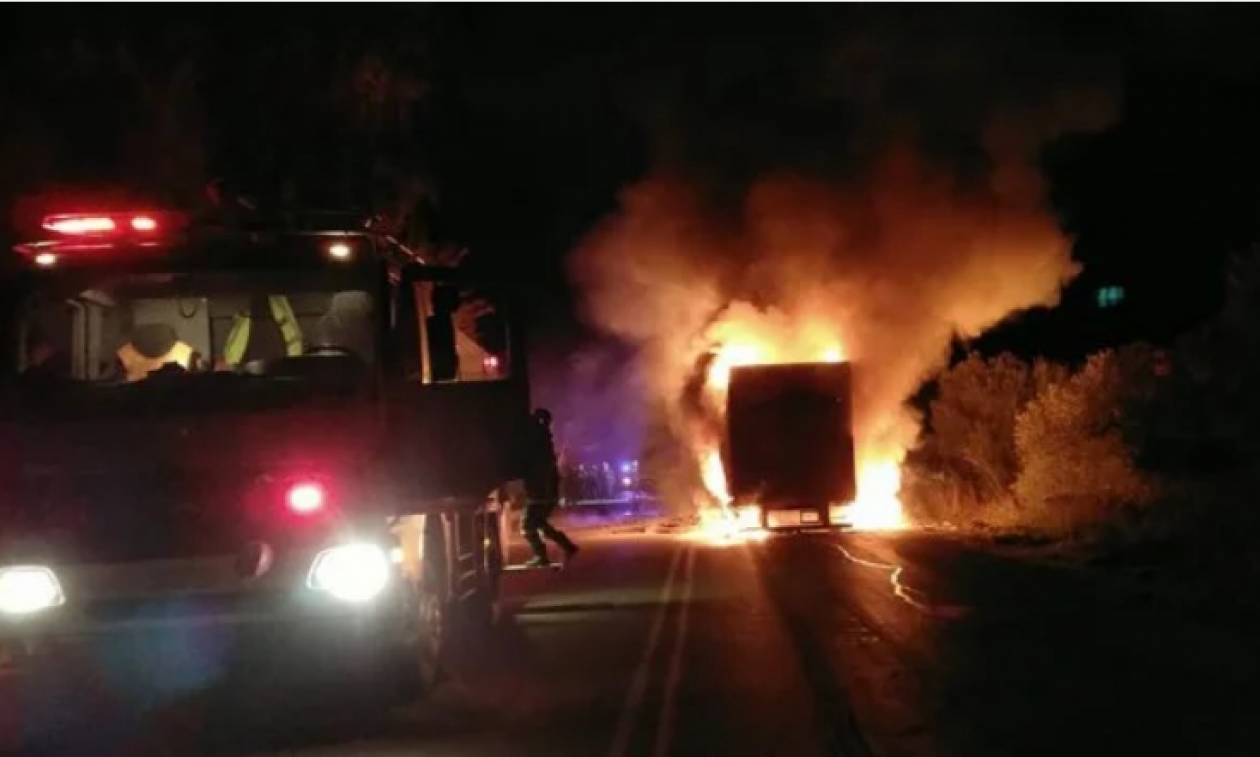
[
  {"left": 23, "top": 325, "right": 67, "bottom": 379},
  {"left": 521, "top": 408, "right": 578, "bottom": 567}
]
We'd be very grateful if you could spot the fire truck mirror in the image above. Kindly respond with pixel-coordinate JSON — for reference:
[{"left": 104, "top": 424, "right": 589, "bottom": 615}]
[
  {"left": 390, "top": 279, "right": 420, "bottom": 379},
  {"left": 426, "top": 313, "right": 458, "bottom": 381},
  {"left": 426, "top": 284, "right": 460, "bottom": 381}
]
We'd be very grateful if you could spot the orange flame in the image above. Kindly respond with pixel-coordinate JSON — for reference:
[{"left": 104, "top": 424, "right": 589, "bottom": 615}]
[
  {"left": 843, "top": 458, "right": 907, "bottom": 530},
  {"left": 692, "top": 331, "right": 906, "bottom": 533},
  {"left": 699, "top": 447, "right": 731, "bottom": 505},
  {"left": 572, "top": 165, "right": 1087, "bottom": 539}
]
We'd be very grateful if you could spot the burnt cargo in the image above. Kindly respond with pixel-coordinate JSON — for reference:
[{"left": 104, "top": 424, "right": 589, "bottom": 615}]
[{"left": 726, "top": 362, "right": 856, "bottom": 509}]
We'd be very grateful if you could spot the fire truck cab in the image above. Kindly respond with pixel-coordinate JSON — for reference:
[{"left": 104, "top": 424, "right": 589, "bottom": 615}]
[{"left": 0, "top": 205, "right": 529, "bottom": 742}]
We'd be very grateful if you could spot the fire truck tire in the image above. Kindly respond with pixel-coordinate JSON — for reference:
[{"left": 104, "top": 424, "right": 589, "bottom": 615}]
[
  {"left": 413, "top": 523, "right": 450, "bottom": 694},
  {"left": 474, "top": 511, "right": 505, "bottom": 625}
]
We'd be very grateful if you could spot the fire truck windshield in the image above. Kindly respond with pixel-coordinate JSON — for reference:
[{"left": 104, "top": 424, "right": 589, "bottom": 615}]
[{"left": 13, "top": 270, "right": 377, "bottom": 392}]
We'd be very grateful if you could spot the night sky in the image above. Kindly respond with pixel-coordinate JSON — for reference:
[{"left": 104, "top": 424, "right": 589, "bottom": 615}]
[{"left": 4, "top": 5, "right": 1260, "bottom": 376}]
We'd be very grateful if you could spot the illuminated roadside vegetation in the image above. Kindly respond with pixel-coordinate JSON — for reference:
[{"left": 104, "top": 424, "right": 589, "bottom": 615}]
[
  {"left": 904, "top": 348, "right": 1157, "bottom": 537},
  {"left": 905, "top": 254, "right": 1260, "bottom": 555}
]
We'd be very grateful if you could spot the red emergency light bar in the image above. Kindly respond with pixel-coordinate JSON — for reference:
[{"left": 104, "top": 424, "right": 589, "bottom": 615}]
[
  {"left": 15, "top": 209, "right": 187, "bottom": 265},
  {"left": 42, "top": 212, "right": 163, "bottom": 236}
]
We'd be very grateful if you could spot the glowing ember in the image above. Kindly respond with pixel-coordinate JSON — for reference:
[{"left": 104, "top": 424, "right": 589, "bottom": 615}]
[
  {"left": 689, "top": 447, "right": 773, "bottom": 545},
  {"left": 692, "top": 504, "right": 770, "bottom": 547},
  {"left": 696, "top": 505, "right": 738, "bottom": 542}
]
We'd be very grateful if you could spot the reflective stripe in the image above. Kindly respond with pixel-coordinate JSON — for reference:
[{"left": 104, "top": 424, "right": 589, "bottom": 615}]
[
  {"left": 270, "top": 296, "right": 304, "bottom": 357},
  {"left": 117, "top": 341, "right": 193, "bottom": 382},
  {"left": 223, "top": 295, "right": 304, "bottom": 366},
  {"left": 224, "top": 314, "right": 250, "bottom": 366}
]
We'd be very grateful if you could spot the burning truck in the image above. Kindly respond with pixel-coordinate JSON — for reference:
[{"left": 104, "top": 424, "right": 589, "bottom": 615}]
[{"left": 724, "top": 362, "right": 856, "bottom": 531}]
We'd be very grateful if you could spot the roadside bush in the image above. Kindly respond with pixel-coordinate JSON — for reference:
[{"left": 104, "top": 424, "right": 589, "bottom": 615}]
[
  {"left": 905, "top": 346, "right": 1160, "bottom": 537},
  {"left": 1147, "top": 254, "right": 1260, "bottom": 473},
  {"left": 903, "top": 352, "right": 1063, "bottom": 528},
  {"left": 1012, "top": 347, "right": 1158, "bottom": 537},
  {"left": 906, "top": 255, "right": 1260, "bottom": 544},
  {"left": 901, "top": 447, "right": 1023, "bottom": 529}
]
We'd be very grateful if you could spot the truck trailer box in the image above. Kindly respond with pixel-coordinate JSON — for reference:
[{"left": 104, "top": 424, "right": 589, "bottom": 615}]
[{"left": 726, "top": 362, "right": 856, "bottom": 526}]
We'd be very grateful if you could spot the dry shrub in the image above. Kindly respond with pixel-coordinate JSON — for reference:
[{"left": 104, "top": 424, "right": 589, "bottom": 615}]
[
  {"left": 902, "top": 450, "right": 1023, "bottom": 529},
  {"left": 906, "top": 346, "right": 1158, "bottom": 537},
  {"left": 1013, "top": 347, "right": 1157, "bottom": 537},
  {"left": 904, "top": 352, "right": 1063, "bottom": 528}
]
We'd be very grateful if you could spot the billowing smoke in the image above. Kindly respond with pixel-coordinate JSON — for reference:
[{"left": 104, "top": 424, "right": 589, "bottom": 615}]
[{"left": 569, "top": 13, "right": 1117, "bottom": 522}]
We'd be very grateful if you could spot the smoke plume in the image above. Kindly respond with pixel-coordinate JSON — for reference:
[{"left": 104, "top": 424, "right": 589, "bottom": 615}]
[{"left": 570, "top": 15, "right": 1117, "bottom": 517}]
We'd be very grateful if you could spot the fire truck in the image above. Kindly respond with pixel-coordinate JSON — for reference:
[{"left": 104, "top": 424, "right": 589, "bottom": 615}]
[{"left": 0, "top": 203, "right": 530, "bottom": 740}]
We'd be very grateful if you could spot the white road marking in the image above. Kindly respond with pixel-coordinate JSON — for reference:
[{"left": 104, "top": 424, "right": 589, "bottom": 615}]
[
  {"left": 608, "top": 542, "right": 686, "bottom": 757},
  {"left": 652, "top": 544, "right": 697, "bottom": 757}
]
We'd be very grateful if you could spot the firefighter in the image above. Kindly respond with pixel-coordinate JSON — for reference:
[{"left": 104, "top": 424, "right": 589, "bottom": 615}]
[
  {"left": 198, "top": 177, "right": 257, "bottom": 230},
  {"left": 522, "top": 408, "right": 579, "bottom": 567},
  {"left": 222, "top": 294, "right": 303, "bottom": 368},
  {"left": 116, "top": 323, "right": 196, "bottom": 382},
  {"left": 22, "top": 324, "right": 67, "bottom": 378}
]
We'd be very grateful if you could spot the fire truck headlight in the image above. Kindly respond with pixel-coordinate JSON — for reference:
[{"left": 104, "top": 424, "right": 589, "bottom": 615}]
[
  {"left": 0, "top": 566, "right": 65, "bottom": 615},
  {"left": 307, "top": 543, "right": 390, "bottom": 603}
]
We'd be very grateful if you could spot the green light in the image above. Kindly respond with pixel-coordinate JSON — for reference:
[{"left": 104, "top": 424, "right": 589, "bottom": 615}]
[{"left": 1096, "top": 285, "right": 1125, "bottom": 309}]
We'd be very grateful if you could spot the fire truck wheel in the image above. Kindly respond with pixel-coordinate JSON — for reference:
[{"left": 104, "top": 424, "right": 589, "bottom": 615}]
[
  {"left": 470, "top": 511, "right": 504, "bottom": 626},
  {"left": 415, "top": 533, "right": 449, "bottom": 692}
]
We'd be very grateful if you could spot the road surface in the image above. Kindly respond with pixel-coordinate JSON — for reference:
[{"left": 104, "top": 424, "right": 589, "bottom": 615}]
[{"left": 35, "top": 524, "right": 1260, "bottom": 756}]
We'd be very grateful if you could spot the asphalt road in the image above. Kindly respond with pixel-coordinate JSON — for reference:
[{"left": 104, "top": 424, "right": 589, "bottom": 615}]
[{"left": 34, "top": 523, "right": 1260, "bottom": 756}]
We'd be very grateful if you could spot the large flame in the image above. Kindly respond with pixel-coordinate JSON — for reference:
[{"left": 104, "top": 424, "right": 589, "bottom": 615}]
[
  {"left": 694, "top": 329, "right": 907, "bottom": 532},
  {"left": 572, "top": 163, "right": 1085, "bottom": 538},
  {"left": 846, "top": 459, "right": 907, "bottom": 530},
  {"left": 700, "top": 447, "right": 732, "bottom": 506}
]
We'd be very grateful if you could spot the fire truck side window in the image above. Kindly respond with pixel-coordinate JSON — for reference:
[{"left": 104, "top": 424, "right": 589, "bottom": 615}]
[
  {"left": 23, "top": 293, "right": 214, "bottom": 380},
  {"left": 20, "top": 299, "right": 76, "bottom": 378},
  {"left": 399, "top": 281, "right": 510, "bottom": 384}
]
